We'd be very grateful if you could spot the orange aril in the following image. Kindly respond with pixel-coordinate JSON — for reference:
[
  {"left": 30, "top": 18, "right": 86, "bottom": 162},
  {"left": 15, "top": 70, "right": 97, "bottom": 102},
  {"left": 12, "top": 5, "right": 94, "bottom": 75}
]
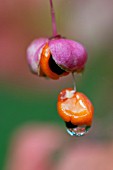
[{"left": 57, "top": 88, "right": 94, "bottom": 126}]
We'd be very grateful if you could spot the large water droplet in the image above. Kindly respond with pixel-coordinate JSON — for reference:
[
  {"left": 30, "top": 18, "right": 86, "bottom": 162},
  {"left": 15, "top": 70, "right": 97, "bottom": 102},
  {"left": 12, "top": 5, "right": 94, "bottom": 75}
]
[{"left": 65, "top": 122, "right": 91, "bottom": 137}]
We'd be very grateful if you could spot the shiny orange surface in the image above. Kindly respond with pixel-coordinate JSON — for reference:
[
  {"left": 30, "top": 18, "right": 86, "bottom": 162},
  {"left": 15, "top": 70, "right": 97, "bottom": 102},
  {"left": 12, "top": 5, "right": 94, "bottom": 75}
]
[
  {"left": 40, "top": 44, "right": 69, "bottom": 79},
  {"left": 57, "top": 88, "right": 94, "bottom": 126}
]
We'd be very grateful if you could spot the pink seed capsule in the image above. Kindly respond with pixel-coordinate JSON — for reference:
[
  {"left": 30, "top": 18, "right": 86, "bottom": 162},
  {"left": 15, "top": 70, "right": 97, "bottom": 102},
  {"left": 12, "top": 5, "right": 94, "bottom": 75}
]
[
  {"left": 27, "top": 36, "right": 87, "bottom": 79},
  {"left": 26, "top": 38, "right": 48, "bottom": 74},
  {"left": 48, "top": 38, "right": 87, "bottom": 72}
]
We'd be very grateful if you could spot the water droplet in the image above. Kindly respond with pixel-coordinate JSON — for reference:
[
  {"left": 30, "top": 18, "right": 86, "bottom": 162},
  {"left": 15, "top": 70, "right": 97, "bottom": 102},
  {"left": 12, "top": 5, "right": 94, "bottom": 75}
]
[
  {"left": 66, "top": 125, "right": 91, "bottom": 137},
  {"left": 65, "top": 122, "right": 91, "bottom": 137}
]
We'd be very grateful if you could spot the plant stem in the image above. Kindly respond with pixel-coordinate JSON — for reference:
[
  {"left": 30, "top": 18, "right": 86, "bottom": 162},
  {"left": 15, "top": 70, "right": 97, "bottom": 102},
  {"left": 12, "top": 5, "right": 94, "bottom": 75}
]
[
  {"left": 72, "top": 72, "right": 77, "bottom": 92},
  {"left": 50, "top": 0, "right": 58, "bottom": 36}
]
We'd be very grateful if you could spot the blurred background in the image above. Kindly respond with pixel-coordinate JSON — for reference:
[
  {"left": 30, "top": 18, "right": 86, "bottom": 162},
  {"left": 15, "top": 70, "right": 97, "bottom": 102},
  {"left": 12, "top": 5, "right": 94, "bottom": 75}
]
[{"left": 0, "top": 0, "right": 113, "bottom": 169}]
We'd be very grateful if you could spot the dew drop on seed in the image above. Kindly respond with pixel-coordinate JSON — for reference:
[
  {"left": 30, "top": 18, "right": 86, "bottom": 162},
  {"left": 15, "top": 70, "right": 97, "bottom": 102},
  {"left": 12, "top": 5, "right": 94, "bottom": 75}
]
[{"left": 66, "top": 125, "right": 91, "bottom": 137}]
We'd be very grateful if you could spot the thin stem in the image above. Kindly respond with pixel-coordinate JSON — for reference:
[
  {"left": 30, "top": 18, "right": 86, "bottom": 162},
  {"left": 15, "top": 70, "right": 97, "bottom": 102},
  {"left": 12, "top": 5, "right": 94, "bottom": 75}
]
[
  {"left": 50, "top": 0, "right": 58, "bottom": 36},
  {"left": 72, "top": 72, "right": 77, "bottom": 92}
]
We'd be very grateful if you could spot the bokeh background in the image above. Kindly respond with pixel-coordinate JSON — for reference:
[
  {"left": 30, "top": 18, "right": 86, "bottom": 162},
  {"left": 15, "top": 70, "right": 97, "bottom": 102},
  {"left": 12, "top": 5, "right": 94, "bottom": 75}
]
[{"left": 0, "top": 0, "right": 113, "bottom": 169}]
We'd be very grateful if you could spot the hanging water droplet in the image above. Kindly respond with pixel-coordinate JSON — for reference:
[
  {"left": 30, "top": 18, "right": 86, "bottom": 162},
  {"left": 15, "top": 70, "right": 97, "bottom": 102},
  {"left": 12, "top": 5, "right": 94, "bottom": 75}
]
[
  {"left": 66, "top": 125, "right": 91, "bottom": 137},
  {"left": 65, "top": 122, "right": 91, "bottom": 137}
]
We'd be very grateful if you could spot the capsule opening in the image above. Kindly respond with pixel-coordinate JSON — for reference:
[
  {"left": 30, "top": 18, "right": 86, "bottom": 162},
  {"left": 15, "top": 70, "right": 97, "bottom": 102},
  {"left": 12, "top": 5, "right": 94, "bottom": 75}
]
[{"left": 48, "top": 55, "right": 66, "bottom": 75}]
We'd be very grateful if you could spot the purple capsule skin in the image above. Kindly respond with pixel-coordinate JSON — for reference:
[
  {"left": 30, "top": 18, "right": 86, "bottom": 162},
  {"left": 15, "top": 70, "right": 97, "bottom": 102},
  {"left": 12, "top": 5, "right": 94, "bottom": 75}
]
[
  {"left": 27, "top": 38, "right": 48, "bottom": 73},
  {"left": 48, "top": 38, "right": 87, "bottom": 72}
]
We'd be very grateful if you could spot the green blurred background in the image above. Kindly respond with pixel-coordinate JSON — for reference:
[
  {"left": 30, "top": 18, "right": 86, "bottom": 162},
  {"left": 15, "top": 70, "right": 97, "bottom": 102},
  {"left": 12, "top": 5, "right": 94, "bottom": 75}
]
[{"left": 0, "top": 0, "right": 113, "bottom": 169}]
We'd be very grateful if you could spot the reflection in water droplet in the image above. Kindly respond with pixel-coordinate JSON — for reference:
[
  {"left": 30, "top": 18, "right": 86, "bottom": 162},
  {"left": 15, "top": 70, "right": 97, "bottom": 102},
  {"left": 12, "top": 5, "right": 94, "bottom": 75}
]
[
  {"left": 65, "top": 122, "right": 91, "bottom": 137},
  {"left": 66, "top": 125, "right": 91, "bottom": 137}
]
